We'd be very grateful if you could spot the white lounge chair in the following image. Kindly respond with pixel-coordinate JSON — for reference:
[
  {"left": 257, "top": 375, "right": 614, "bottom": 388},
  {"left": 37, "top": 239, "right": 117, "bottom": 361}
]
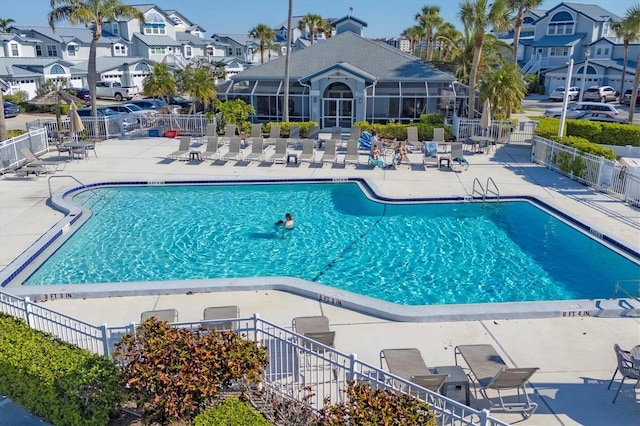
[
  {"left": 450, "top": 142, "right": 469, "bottom": 172},
  {"left": 265, "top": 125, "right": 280, "bottom": 145},
  {"left": 269, "top": 138, "right": 288, "bottom": 164},
  {"left": 292, "top": 316, "right": 335, "bottom": 352},
  {"left": 245, "top": 137, "right": 265, "bottom": 161},
  {"left": 250, "top": 123, "right": 262, "bottom": 138},
  {"left": 19, "top": 148, "right": 64, "bottom": 174},
  {"left": 202, "top": 136, "right": 219, "bottom": 160},
  {"left": 202, "top": 305, "right": 240, "bottom": 331},
  {"left": 322, "top": 139, "right": 337, "bottom": 164},
  {"left": 406, "top": 126, "right": 422, "bottom": 152},
  {"left": 343, "top": 140, "right": 359, "bottom": 165},
  {"left": 222, "top": 137, "right": 243, "bottom": 161},
  {"left": 330, "top": 126, "right": 342, "bottom": 141},
  {"left": 348, "top": 126, "right": 361, "bottom": 141},
  {"left": 423, "top": 141, "right": 439, "bottom": 168},
  {"left": 140, "top": 309, "right": 178, "bottom": 323},
  {"left": 299, "top": 139, "right": 315, "bottom": 163},
  {"left": 168, "top": 136, "right": 191, "bottom": 160},
  {"left": 380, "top": 348, "right": 448, "bottom": 394}
]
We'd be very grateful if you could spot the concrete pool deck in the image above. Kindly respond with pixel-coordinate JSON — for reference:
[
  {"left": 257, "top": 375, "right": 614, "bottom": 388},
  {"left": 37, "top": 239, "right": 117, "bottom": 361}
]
[{"left": 1, "top": 135, "right": 639, "bottom": 425}]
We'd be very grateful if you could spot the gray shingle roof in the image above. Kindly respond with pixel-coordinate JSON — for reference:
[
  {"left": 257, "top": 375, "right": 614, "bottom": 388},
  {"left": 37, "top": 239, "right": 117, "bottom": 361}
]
[
  {"left": 11, "top": 25, "right": 120, "bottom": 45},
  {"left": 232, "top": 31, "right": 455, "bottom": 82},
  {"left": 133, "top": 33, "right": 182, "bottom": 46},
  {"left": 532, "top": 33, "right": 586, "bottom": 47},
  {"left": 176, "top": 32, "right": 209, "bottom": 46},
  {"left": 0, "top": 57, "right": 76, "bottom": 78},
  {"left": 547, "top": 2, "right": 621, "bottom": 22}
]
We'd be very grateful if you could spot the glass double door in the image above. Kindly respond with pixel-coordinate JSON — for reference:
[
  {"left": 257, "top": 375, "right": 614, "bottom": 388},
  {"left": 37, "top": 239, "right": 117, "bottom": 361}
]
[{"left": 322, "top": 98, "right": 353, "bottom": 128}]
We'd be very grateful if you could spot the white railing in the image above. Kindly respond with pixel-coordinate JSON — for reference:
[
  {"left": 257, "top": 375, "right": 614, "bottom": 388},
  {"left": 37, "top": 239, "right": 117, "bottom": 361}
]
[
  {"left": 0, "top": 290, "right": 509, "bottom": 426},
  {"left": 532, "top": 136, "right": 640, "bottom": 208},
  {"left": 0, "top": 128, "right": 49, "bottom": 174}
]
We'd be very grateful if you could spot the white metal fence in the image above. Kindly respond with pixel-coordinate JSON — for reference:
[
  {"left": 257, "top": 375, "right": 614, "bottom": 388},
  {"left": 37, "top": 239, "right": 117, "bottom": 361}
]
[
  {"left": 0, "top": 290, "right": 508, "bottom": 426},
  {"left": 453, "top": 116, "right": 536, "bottom": 145},
  {"left": 0, "top": 128, "right": 49, "bottom": 174},
  {"left": 532, "top": 136, "right": 640, "bottom": 207}
]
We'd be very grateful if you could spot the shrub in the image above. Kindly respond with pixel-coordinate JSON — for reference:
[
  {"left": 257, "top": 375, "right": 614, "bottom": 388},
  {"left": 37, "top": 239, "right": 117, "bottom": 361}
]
[
  {"left": 534, "top": 118, "right": 616, "bottom": 160},
  {"left": 0, "top": 314, "right": 121, "bottom": 426},
  {"left": 4, "top": 91, "right": 28, "bottom": 106},
  {"left": 565, "top": 120, "right": 602, "bottom": 142},
  {"left": 8, "top": 130, "right": 27, "bottom": 138},
  {"left": 597, "top": 123, "right": 640, "bottom": 147},
  {"left": 318, "top": 381, "right": 437, "bottom": 426},
  {"left": 113, "top": 318, "right": 268, "bottom": 424},
  {"left": 264, "top": 121, "right": 319, "bottom": 137},
  {"left": 194, "top": 397, "right": 270, "bottom": 426},
  {"left": 418, "top": 113, "right": 445, "bottom": 125}
]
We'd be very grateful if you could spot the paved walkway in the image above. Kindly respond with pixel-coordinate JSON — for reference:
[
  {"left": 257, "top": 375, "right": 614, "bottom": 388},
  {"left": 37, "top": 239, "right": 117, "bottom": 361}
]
[{"left": 1, "top": 135, "right": 639, "bottom": 425}]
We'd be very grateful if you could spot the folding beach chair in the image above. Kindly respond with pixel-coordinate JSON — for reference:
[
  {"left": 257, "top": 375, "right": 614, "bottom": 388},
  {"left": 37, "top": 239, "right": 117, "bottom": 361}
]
[
  {"left": 222, "top": 137, "right": 243, "bottom": 161},
  {"left": 202, "top": 305, "right": 240, "bottom": 331},
  {"left": 269, "top": 138, "right": 288, "bottom": 164},
  {"left": 322, "top": 139, "right": 337, "bottom": 164},
  {"left": 298, "top": 139, "right": 315, "bottom": 163},
  {"left": 140, "top": 309, "right": 178, "bottom": 323},
  {"left": 168, "top": 136, "right": 191, "bottom": 160},
  {"left": 343, "top": 140, "right": 359, "bottom": 165},
  {"left": 292, "top": 316, "right": 335, "bottom": 353},
  {"left": 245, "top": 137, "right": 265, "bottom": 161},
  {"left": 202, "top": 136, "right": 219, "bottom": 160}
]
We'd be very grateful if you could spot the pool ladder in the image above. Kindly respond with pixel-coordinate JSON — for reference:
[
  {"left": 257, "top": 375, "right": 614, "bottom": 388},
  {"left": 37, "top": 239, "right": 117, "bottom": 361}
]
[{"left": 471, "top": 177, "right": 500, "bottom": 203}]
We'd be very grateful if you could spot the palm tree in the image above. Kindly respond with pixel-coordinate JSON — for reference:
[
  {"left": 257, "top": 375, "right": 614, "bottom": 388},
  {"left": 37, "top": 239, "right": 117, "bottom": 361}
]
[
  {"left": 508, "top": 0, "right": 543, "bottom": 66},
  {"left": 298, "top": 13, "right": 323, "bottom": 44},
  {"left": 611, "top": 18, "right": 639, "bottom": 108},
  {"left": 180, "top": 65, "right": 217, "bottom": 114},
  {"left": 480, "top": 64, "right": 527, "bottom": 118},
  {"left": 0, "top": 18, "right": 15, "bottom": 33},
  {"left": 402, "top": 25, "right": 423, "bottom": 56},
  {"left": 142, "top": 63, "right": 176, "bottom": 103},
  {"left": 49, "top": 0, "right": 144, "bottom": 118},
  {"left": 265, "top": 39, "right": 282, "bottom": 61},
  {"left": 446, "top": 32, "right": 510, "bottom": 85},
  {"left": 435, "top": 22, "right": 461, "bottom": 61},
  {"left": 415, "top": 6, "right": 443, "bottom": 61},
  {"left": 248, "top": 23, "right": 275, "bottom": 64},
  {"left": 626, "top": 4, "right": 640, "bottom": 122},
  {"left": 459, "top": 0, "right": 510, "bottom": 117},
  {"left": 319, "top": 18, "right": 334, "bottom": 39}
]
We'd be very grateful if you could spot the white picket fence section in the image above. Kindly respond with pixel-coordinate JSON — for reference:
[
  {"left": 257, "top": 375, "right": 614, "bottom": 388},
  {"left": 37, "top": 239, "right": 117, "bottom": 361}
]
[
  {"left": 453, "top": 116, "right": 536, "bottom": 145},
  {"left": 0, "top": 290, "right": 509, "bottom": 426},
  {"left": 0, "top": 128, "right": 49, "bottom": 174}
]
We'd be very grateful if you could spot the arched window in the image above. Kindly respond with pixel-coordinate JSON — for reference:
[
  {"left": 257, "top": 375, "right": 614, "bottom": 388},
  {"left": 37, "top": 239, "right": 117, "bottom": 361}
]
[
  {"left": 324, "top": 82, "right": 353, "bottom": 98},
  {"left": 135, "top": 63, "right": 150, "bottom": 72},
  {"left": 50, "top": 64, "right": 65, "bottom": 74},
  {"left": 576, "top": 65, "right": 597, "bottom": 75},
  {"left": 548, "top": 11, "right": 574, "bottom": 35},
  {"left": 144, "top": 12, "right": 166, "bottom": 35}
]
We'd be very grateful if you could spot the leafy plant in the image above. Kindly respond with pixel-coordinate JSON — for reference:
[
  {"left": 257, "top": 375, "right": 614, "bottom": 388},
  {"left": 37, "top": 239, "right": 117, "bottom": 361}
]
[
  {"left": 318, "top": 381, "right": 437, "bottom": 426},
  {"left": 214, "top": 99, "right": 256, "bottom": 134},
  {"left": 113, "top": 318, "right": 268, "bottom": 424},
  {"left": 193, "top": 397, "right": 270, "bottom": 426}
]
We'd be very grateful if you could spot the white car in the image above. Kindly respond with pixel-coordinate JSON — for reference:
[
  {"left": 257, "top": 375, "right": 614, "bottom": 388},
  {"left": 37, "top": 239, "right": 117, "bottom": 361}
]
[
  {"left": 543, "top": 102, "right": 619, "bottom": 118},
  {"left": 549, "top": 86, "right": 580, "bottom": 101}
]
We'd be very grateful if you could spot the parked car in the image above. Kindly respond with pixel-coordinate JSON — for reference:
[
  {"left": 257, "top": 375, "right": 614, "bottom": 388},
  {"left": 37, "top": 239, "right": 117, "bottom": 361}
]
[
  {"left": 67, "top": 87, "right": 91, "bottom": 103},
  {"left": 621, "top": 88, "right": 640, "bottom": 106},
  {"left": 75, "top": 106, "right": 137, "bottom": 131},
  {"left": 574, "top": 111, "right": 630, "bottom": 124},
  {"left": 95, "top": 81, "right": 139, "bottom": 101},
  {"left": 549, "top": 86, "right": 580, "bottom": 101},
  {"left": 582, "top": 85, "right": 617, "bottom": 103},
  {"left": 3, "top": 101, "right": 19, "bottom": 118},
  {"left": 128, "top": 98, "right": 180, "bottom": 114},
  {"left": 107, "top": 103, "right": 156, "bottom": 122},
  {"left": 544, "top": 101, "right": 619, "bottom": 118}
]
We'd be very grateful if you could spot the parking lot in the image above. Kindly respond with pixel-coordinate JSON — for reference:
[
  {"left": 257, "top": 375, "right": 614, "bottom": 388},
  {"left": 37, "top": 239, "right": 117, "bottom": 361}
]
[{"left": 522, "top": 94, "right": 640, "bottom": 124}]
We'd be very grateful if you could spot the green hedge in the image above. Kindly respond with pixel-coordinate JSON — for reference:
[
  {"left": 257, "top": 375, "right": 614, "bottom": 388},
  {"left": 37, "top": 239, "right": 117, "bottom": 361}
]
[
  {"left": 534, "top": 118, "right": 617, "bottom": 160},
  {"left": 263, "top": 121, "right": 319, "bottom": 137},
  {"left": 0, "top": 314, "right": 122, "bottom": 426},
  {"left": 354, "top": 121, "right": 453, "bottom": 141},
  {"left": 193, "top": 397, "right": 270, "bottom": 426}
]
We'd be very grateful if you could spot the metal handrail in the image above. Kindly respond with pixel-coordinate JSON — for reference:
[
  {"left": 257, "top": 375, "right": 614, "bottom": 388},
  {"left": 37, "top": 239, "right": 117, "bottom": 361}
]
[
  {"left": 485, "top": 177, "right": 500, "bottom": 201},
  {"left": 472, "top": 177, "right": 485, "bottom": 201},
  {"left": 48, "top": 175, "right": 85, "bottom": 198},
  {"left": 614, "top": 279, "right": 640, "bottom": 302}
]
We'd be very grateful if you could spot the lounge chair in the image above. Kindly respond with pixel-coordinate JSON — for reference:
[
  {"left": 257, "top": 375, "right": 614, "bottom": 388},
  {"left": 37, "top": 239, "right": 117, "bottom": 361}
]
[
  {"left": 450, "top": 142, "right": 469, "bottom": 172},
  {"left": 204, "top": 122, "right": 217, "bottom": 137},
  {"left": 298, "top": 139, "right": 315, "bottom": 163},
  {"left": 287, "top": 126, "right": 301, "bottom": 144},
  {"left": 308, "top": 125, "right": 320, "bottom": 142},
  {"left": 19, "top": 148, "right": 64, "bottom": 173},
  {"left": 245, "top": 137, "right": 265, "bottom": 161},
  {"left": 202, "top": 136, "right": 219, "bottom": 160},
  {"left": 250, "top": 123, "right": 262, "bottom": 138},
  {"left": 423, "top": 141, "right": 439, "bottom": 168},
  {"left": 265, "top": 125, "right": 280, "bottom": 145},
  {"left": 222, "top": 137, "right": 243, "bottom": 161},
  {"left": 433, "top": 127, "right": 445, "bottom": 143},
  {"left": 330, "top": 126, "right": 342, "bottom": 141},
  {"left": 343, "top": 140, "right": 359, "bottom": 165},
  {"left": 455, "top": 344, "right": 539, "bottom": 418},
  {"left": 379, "top": 348, "right": 448, "bottom": 394},
  {"left": 202, "top": 305, "right": 240, "bottom": 331},
  {"left": 269, "top": 138, "right": 288, "bottom": 164},
  {"left": 292, "top": 315, "right": 335, "bottom": 352},
  {"left": 168, "top": 136, "right": 191, "bottom": 160},
  {"left": 140, "top": 309, "right": 178, "bottom": 323},
  {"left": 406, "top": 126, "right": 422, "bottom": 152},
  {"left": 607, "top": 344, "right": 640, "bottom": 403},
  {"left": 348, "top": 126, "right": 361, "bottom": 141},
  {"left": 322, "top": 139, "right": 337, "bottom": 164},
  {"left": 219, "top": 124, "right": 236, "bottom": 143}
]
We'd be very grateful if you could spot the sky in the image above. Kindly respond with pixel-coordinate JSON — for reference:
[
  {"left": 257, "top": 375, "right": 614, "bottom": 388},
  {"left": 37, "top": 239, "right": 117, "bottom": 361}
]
[{"left": 3, "top": 0, "right": 635, "bottom": 38}]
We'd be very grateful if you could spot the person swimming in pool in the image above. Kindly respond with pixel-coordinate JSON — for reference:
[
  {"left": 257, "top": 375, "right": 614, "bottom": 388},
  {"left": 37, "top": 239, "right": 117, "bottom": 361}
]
[{"left": 275, "top": 213, "right": 295, "bottom": 229}]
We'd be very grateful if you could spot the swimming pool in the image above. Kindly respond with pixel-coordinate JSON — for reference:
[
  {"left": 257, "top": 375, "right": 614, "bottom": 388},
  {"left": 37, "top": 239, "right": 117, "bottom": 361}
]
[{"left": 21, "top": 181, "right": 639, "bottom": 306}]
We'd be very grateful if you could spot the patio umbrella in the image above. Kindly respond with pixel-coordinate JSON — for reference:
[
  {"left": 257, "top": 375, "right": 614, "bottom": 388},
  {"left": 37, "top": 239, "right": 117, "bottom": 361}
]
[
  {"left": 69, "top": 102, "right": 84, "bottom": 140},
  {"left": 29, "top": 90, "right": 85, "bottom": 130},
  {"left": 480, "top": 99, "right": 492, "bottom": 133}
]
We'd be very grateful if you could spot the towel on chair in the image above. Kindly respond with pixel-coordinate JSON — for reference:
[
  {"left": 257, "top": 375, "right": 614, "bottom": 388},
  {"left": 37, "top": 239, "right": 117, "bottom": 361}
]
[{"left": 424, "top": 141, "right": 438, "bottom": 157}]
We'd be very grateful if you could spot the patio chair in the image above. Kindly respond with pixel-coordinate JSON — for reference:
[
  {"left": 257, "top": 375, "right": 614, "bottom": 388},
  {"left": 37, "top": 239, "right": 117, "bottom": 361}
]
[
  {"left": 140, "top": 309, "right": 178, "bottom": 323},
  {"left": 343, "top": 139, "right": 359, "bottom": 165},
  {"left": 245, "top": 137, "right": 265, "bottom": 161},
  {"left": 202, "top": 305, "right": 240, "bottom": 331},
  {"left": 450, "top": 142, "right": 469, "bottom": 172},
  {"left": 607, "top": 344, "right": 640, "bottom": 403},
  {"left": 308, "top": 125, "right": 320, "bottom": 142},
  {"left": 202, "top": 136, "right": 219, "bottom": 160},
  {"left": 405, "top": 126, "right": 422, "bottom": 152},
  {"left": 168, "top": 136, "right": 191, "bottom": 160},
  {"left": 53, "top": 142, "right": 72, "bottom": 161},
  {"left": 222, "top": 137, "right": 243, "bottom": 161},
  {"left": 299, "top": 139, "right": 315, "bottom": 163},
  {"left": 292, "top": 316, "right": 335, "bottom": 352},
  {"left": 250, "top": 123, "right": 262, "bottom": 138},
  {"left": 455, "top": 344, "right": 539, "bottom": 418},
  {"left": 204, "top": 122, "right": 217, "bottom": 137},
  {"left": 330, "top": 126, "right": 342, "bottom": 141},
  {"left": 379, "top": 348, "right": 448, "bottom": 394},
  {"left": 287, "top": 126, "right": 301, "bottom": 145},
  {"left": 348, "top": 126, "right": 361, "bottom": 141},
  {"left": 19, "top": 148, "right": 64, "bottom": 173},
  {"left": 433, "top": 127, "right": 445, "bottom": 143},
  {"left": 265, "top": 125, "right": 280, "bottom": 145},
  {"left": 269, "top": 138, "right": 288, "bottom": 164},
  {"left": 322, "top": 139, "right": 337, "bottom": 164},
  {"left": 423, "top": 141, "right": 439, "bottom": 168}
]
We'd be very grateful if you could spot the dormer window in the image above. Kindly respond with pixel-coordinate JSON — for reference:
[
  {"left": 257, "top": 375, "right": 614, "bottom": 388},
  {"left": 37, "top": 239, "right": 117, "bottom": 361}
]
[
  {"left": 111, "top": 23, "right": 119, "bottom": 35},
  {"left": 185, "top": 46, "right": 192, "bottom": 57},
  {"left": 144, "top": 12, "right": 166, "bottom": 35},
  {"left": 602, "top": 21, "right": 611, "bottom": 36},
  {"left": 113, "top": 44, "right": 126, "bottom": 56},
  {"left": 523, "top": 17, "right": 535, "bottom": 25},
  {"left": 66, "top": 43, "right": 77, "bottom": 57},
  {"left": 10, "top": 43, "right": 18, "bottom": 56},
  {"left": 548, "top": 11, "right": 574, "bottom": 35}
]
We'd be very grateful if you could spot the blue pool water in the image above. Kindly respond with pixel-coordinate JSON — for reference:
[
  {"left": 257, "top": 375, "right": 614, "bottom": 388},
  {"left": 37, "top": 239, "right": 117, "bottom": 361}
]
[{"left": 24, "top": 183, "right": 639, "bottom": 305}]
